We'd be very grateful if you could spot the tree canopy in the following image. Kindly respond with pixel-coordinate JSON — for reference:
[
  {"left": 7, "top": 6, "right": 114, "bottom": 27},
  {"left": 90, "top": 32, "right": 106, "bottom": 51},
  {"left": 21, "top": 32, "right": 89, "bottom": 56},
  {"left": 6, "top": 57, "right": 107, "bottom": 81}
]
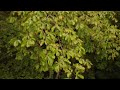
[{"left": 0, "top": 11, "right": 120, "bottom": 79}]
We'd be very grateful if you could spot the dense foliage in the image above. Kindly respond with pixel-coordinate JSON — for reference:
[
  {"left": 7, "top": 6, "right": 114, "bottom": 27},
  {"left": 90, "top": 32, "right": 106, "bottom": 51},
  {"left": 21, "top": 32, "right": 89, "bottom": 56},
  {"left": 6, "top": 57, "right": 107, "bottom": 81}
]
[{"left": 0, "top": 11, "right": 120, "bottom": 79}]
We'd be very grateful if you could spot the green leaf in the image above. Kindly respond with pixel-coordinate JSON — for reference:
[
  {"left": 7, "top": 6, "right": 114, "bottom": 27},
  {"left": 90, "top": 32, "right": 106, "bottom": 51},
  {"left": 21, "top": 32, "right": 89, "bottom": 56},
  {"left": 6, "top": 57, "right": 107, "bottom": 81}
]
[
  {"left": 51, "top": 26, "right": 56, "bottom": 32},
  {"left": 54, "top": 65, "right": 59, "bottom": 72},
  {"left": 15, "top": 52, "right": 23, "bottom": 60},
  {"left": 9, "top": 17, "right": 16, "bottom": 23},
  {"left": 14, "top": 41, "right": 19, "bottom": 47},
  {"left": 35, "top": 64, "right": 39, "bottom": 70},
  {"left": 67, "top": 72, "right": 71, "bottom": 78},
  {"left": 56, "top": 51, "right": 60, "bottom": 56},
  {"left": 48, "top": 56, "right": 54, "bottom": 66},
  {"left": 14, "top": 40, "right": 21, "bottom": 47},
  {"left": 80, "top": 24, "right": 84, "bottom": 29},
  {"left": 26, "top": 40, "right": 35, "bottom": 47},
  {"left": 21, "top": 41, "right": 26, "bottom": 47},
  {"left": 74, "top": 64, "right": 85, "bottom": 73},
  {"left": 64, "top": 59, "right": 71, "bottom": 64},
  {"left": 76, "top": 74, "right": 84, "bottom": 79},
  {"left": 30, "top": 53, "right": 37, "bottom": 60},
  {"left": 39, "top": 32, "right": 44, "bottom": 39}
]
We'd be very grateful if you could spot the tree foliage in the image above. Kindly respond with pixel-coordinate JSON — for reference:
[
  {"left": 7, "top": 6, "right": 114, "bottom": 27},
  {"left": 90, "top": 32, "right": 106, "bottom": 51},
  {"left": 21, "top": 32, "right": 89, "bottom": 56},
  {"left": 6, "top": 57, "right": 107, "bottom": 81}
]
[{"left": 0, "top": 11, "right": 120, "bottom": 79}]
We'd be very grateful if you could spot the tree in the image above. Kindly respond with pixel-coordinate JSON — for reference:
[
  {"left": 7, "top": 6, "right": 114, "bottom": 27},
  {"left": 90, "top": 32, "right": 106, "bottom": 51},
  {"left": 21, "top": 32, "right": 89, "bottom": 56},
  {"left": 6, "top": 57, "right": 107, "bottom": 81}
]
[{"left": 0, "top": 11, "right": 120, "bottom": 79}]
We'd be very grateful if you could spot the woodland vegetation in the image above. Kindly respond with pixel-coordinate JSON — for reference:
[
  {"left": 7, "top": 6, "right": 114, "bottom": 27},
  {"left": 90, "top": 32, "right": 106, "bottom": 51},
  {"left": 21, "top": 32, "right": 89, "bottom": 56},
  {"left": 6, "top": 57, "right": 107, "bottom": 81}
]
[{"left": 0, "top": 11, "right": 120, "bottom": 79}]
